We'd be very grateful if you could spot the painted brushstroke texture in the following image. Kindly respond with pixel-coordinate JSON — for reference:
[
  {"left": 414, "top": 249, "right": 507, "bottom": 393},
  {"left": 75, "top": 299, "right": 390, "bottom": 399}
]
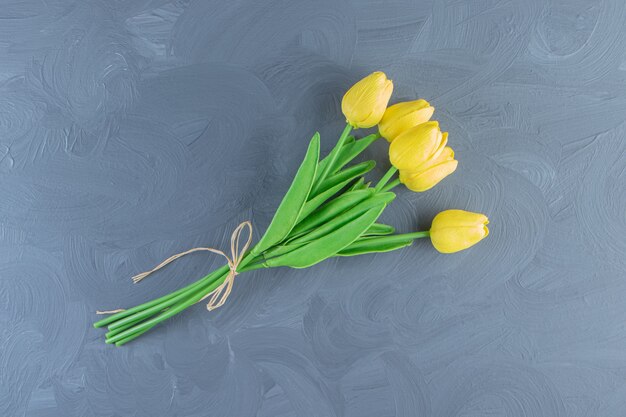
[{"left": 1, "top": 0, "right": 626, "bottom": 416}]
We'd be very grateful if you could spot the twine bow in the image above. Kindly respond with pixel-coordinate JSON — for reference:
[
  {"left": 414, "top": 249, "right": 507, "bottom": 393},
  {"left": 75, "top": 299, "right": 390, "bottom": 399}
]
[{"left": 97, "top": 221, "right": 253, "bottom": 314}]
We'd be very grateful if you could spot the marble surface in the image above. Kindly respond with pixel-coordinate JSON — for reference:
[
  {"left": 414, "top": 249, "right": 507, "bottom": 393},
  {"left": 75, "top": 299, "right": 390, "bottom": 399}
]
[{"left": 1, "top": 0, "right": 626, "bottom": 416}]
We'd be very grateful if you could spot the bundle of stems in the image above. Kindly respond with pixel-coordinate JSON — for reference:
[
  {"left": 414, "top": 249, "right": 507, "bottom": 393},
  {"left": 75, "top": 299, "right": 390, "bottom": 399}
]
[{"left": 94, "top": 125, "right": 429, "bottom": 345}]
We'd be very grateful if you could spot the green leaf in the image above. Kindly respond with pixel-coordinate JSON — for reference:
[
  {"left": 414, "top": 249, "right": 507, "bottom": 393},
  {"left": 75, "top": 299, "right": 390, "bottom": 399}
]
[
  {"left": 336, "top": 236, "right": 413, "bottom": 256},
  {"left": 264, "top": 205, "right": 387, "bottom": 269},
  {"left": 259, "top": 240, "right": 306, "bottom": 260},
  {"left": 288, "top": 192, "right": 395, "bottom": 245},
  {"left": 312, "top": 125, "right": 352, "bottom": 192},
  {"left": 312, "top": 160, "right": 375, "bottom": 199},
  {"left": 363, "top": 223, "right": 395, "bottom": 236},
  {"left": 263, "top": 193, "right": 395, "bottom": 262},
  {"left": 289, "top": 189, "right": 374, "bottom": 238},
  {"left": 297, "top": 177, "right": 354, "bottom": 222},
  {"left": 355, "top": 180, "right": 372, "bottom": 191},
  {"left": 330, "top": 134, "right": 379, "bottom": 175},
  {"left": 252, "top": 133, "right": 320, "bottom": 255},
  {"left": 316, "top": 134, "right": 378, "bottom": 180},
  {"left": 348, "top": 177, "right": 366, "bottom": 192}
]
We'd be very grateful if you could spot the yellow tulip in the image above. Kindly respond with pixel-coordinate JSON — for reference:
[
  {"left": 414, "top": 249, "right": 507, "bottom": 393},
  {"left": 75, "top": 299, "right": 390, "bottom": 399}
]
[
  {"left": 429, "top": 209, "right": 489, "bottom": 253},
  {"left": 378, "top": 99, "right": 434, "bottom": 142},
  {"left": 399, "top": 146, "right": 457, "bottom": 192},
  {"left": 342, "top": 72, "right": 393, "bottom": 128},
  {"left": 389, "top": 121, "right": 446, "bottom": 171}
]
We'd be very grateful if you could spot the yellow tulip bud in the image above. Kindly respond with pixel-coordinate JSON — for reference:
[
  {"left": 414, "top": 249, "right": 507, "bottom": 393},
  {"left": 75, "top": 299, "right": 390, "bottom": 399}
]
[
  {"left": 378, "top": 99, "right": 434, "bottom": 142},
  {"left": 342, "top": 72, "right": 393, "bottom": 128},
  {"left": 399, "top": 146, "right": 457, "bottom": 192},
  {"left": 389, "top": 121, "right": 446, "bottom": 171},
  {"left": 429, "top": 209, "right": 489, "bottom": 253}
]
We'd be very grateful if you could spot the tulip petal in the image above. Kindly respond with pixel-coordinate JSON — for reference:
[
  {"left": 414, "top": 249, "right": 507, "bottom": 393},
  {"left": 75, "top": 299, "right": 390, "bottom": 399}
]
[
  {"left": 428, "top": 131, "right": 448, "bottom": 163},
  {"left": 430, "top": 225, "right": 488, "bottom": 253},
  {"left": 342, "top": 72, "right": 393, "bottom": 128},
  {"left": 431, "top": 210, "right": 489, "bottom": 229},
  {"left": 428, "top": 209, "right": 490, "bottom": 253},
  {"left": 379, "top": 99, "right": 435, "bottom": 142},
  {"left": 359, "top": 80, "right": 393, "bottom": 128},
  {"left": 389, "top": 121, "right": 441, "bottom": 170},
  {"left": 400, "top": 160, "right": 458, "bottom": 192},
  {"left": 439, "top": 146, "right": 454, "bottom": 160}
]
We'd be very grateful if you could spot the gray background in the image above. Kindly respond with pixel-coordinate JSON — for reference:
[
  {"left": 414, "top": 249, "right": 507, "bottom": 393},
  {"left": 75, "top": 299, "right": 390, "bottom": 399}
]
[{"left": 2, "top": 0, "right": 626, "bottom": 416}]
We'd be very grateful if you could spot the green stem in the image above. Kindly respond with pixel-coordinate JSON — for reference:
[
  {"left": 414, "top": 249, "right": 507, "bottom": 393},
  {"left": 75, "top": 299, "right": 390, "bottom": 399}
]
[
  {"left": 239, "top": 261, "right": 266, "bottom": 272},
  {"left": 312, "top": 123, "right": 352, "bottom": 194},
  {"left": 107, "top": 254, "right": 269, "bottom": 345},
  {"left": 114, "top": 326, "right": 152, "bottom": 346},
  {"left": 93, "top": 272, "right": 212, "bottom": 328},
  {"left": 106, "top": 265, "right": 229, "bottom": 331},
  {"left": 106, "top": 312, "right": 161, "bottom": 339},
  {"left": 381, "top": 178, "right": 401, "bottom": 193},
  {"left": 374, "top": 166, "right": 398, "bottom": 192},
  {"left": 99, "top": 251, "right": 260, "bottom": 330},
  {"left": 106, "top": 270, "right": 231, "bottom": 344},
  {"left": 385, "top": 230, "right": 430, "bottom": 242}
]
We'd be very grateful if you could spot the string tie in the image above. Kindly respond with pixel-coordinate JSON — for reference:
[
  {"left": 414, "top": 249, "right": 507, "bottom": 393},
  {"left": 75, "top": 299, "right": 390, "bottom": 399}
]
[{"left": 96, "top": 221, "right": 252, "bottom": 314}]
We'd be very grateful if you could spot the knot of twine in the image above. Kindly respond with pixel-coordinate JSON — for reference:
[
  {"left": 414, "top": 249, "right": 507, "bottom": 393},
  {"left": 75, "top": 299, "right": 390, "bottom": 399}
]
[{"left": 97, "top": 221, "right": 253, "bottom": 314}]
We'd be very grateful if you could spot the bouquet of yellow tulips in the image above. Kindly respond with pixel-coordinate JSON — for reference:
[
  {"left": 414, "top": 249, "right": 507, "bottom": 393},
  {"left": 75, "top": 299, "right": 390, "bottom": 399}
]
[{"left": 94, "top": 71, "right": 489, "bottom": 345}]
